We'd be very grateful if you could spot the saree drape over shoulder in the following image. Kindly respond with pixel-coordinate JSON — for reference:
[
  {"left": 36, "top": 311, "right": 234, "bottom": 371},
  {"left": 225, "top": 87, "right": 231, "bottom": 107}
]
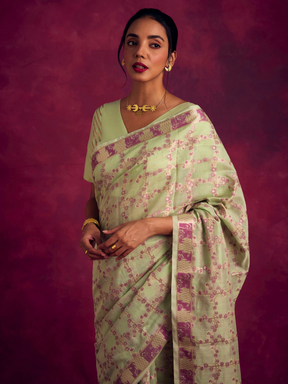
[{"left": 84, "top": 101, "right": 249, "bottom": 384}]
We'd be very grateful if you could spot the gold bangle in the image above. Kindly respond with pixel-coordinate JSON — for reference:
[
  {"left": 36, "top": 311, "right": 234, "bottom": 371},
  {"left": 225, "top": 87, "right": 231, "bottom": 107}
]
[{"left": 82, "top": 218, "right": 100, "bottom": 232}]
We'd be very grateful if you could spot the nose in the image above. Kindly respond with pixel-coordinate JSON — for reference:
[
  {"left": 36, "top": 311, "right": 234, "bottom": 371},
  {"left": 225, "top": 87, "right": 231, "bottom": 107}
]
[{"left": 135, "top": 43, "right": 146, "bottom": 58}]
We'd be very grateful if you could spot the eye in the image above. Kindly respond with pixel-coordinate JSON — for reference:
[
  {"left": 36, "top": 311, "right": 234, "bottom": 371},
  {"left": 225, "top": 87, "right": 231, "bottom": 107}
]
[
  {"left": 127, "top": 40, "right": 137, "bottom": 46},
  {"left": 151, "top": 43, "right": 161, "bottom": 48}
]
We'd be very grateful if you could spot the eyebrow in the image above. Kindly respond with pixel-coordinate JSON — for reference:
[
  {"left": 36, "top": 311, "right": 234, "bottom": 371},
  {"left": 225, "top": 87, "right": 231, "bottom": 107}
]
[{"left": 126, "top": 33, "right": 165, "bottom": 42}]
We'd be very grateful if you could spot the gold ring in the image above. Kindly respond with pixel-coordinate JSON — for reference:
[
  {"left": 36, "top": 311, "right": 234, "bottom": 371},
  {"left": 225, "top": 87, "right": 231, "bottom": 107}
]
[
  {"left": 111, "top": 244, "right": 117, "bottom": 250},
  {"left": 85, "top": 250, "right": 88, "bottom": 255}
]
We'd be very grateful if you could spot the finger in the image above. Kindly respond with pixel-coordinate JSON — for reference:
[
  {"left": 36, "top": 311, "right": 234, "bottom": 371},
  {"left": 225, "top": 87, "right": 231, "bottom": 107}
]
[
  {"left": 81, "top": 245, "right": 106, "bottom": 260},
  {"left": 87, "top": 254, "right": 107, "bottom": 261},
  {"left": 86, "top": 254, "right": 102, "bottom": 261},
  {"left": 81, "top": 237, "right": 94, "bottom": 250},
  {"left": 104, "top": 241, "right": 125, "bottom": 255},
  {"left": 98, "top": 237, "right": 119, "bottom": 250},
  {"left": 95, "top": 238, "right": 102, "bottom": 246},
  {"left": 116, "top": 249, "right": 130, "bottom": 261},
  {"left": 108, "top": 245, "right": 125, "bottom": 257},
  {"left": 81, "top": 238, "right": 107, "bottom": 257},
  {"left": 84, "top": 245, "right": 108, "bottom": 258},
  {"left": 102, "top": 225, "right": 123, "bottom": 235},
  {"left": 87, "top": 249, "right": 108, "bottom": 258},
  {"left": 105, "top": 243, "right": 119, "bottom": 254},
  {"left": 85, "top": 249, "right": 109, "bottom": 259}
]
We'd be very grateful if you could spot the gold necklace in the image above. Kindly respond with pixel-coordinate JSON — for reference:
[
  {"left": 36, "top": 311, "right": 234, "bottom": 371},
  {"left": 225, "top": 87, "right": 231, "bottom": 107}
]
[{"left": 126, "top": 91, "right": 166, "bottom": 116}]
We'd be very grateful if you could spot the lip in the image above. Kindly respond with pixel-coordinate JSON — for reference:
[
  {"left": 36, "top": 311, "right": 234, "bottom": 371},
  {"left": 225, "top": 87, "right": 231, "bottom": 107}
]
[{"left": 132, "top": 62, "right": 148, "bottom": 73}]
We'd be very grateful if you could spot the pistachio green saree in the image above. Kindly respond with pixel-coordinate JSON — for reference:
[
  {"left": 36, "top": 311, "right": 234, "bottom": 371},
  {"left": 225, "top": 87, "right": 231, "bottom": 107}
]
[{"left": 84, "top": 101, "right": 249, "bottom": 384}]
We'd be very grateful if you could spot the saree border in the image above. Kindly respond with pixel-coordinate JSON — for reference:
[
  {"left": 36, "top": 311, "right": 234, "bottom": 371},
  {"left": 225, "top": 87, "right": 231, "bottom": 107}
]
[
  {"left": 91, "top": 105, "right": 209, "bottom": 172},
  {"left": 114, "top": 321, "right": 172, "bottom": 384},
  {"left": 172, "top": 216, "right": 180, "bottom": 383},
  {"left": 94, "top": 104, "right": 200, "bottom": 151}
]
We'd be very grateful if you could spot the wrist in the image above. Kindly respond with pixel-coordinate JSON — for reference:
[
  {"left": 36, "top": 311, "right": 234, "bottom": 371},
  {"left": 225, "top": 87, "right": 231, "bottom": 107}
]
[
  {"left": 83, "top": 222, "right": 100, "bottom": 233},
  {"left": 143, "top": 218, "right": 156, "bottom": 237},
  {"left": 82, "top": 218, "right": 100, "bottom": 232},
  {"left": 143, "top": 217, "right": 173, "bottom": 237}
]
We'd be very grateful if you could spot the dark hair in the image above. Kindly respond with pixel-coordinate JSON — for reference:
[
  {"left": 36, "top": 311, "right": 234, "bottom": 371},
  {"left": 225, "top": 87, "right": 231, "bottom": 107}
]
[{"left": 117, "top": 8, "right": 178, "bottom": 73}]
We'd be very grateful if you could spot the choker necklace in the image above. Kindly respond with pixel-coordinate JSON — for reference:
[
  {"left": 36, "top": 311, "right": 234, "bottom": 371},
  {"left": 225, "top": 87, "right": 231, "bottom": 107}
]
[{"left": 126, "top": 91, "right": 166, "bottom": 116}]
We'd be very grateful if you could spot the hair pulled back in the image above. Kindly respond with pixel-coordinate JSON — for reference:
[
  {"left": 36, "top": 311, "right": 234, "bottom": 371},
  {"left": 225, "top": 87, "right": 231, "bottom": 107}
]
[{"left": 117, "top": 8, "right": 178, "bottom": 72}]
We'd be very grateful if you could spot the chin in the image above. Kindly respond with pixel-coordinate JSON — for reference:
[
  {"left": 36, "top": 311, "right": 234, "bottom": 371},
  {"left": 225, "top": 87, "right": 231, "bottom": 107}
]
[{"left": 129, "top": 72, "right": 164, "bottom": 84}]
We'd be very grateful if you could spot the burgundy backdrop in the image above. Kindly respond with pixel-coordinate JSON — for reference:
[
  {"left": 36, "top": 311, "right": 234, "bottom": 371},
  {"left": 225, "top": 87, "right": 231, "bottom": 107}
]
[{"left": 1, "top": 0, "right": 287, "bottom": 383}]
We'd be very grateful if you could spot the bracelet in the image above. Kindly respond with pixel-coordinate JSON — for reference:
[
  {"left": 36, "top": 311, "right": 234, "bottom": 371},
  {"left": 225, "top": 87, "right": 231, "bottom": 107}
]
[{"left": 82, "top": 218, "right": 101, "bottom": 232}]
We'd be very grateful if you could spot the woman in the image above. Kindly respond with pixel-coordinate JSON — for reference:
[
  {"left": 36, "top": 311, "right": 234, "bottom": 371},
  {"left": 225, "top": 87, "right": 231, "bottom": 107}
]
[{"left": 80, "top": 8, "right": 249, "bottom": 384}]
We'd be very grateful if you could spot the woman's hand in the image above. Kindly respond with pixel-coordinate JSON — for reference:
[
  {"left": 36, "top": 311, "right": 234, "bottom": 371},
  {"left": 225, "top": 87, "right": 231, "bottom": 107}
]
[
  {"left": 98, "top": 217, "right": 173, "bottom": 261},
  {"left": 98, "top": 219, "right": 152, "bottom": 261},
  {"left": 80, "top": 223, "right": 108, "bottom": 260}
]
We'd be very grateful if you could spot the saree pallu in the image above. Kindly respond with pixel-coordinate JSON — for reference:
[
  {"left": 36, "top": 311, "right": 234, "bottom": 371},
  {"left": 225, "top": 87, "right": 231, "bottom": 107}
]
[{"left": 89, "top": 104, "right": 249, "bottom": 384}]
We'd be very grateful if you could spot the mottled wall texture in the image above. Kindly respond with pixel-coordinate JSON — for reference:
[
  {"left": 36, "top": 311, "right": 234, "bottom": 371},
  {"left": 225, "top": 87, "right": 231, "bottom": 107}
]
[{"left": 0, "top": 0, "right": 287, "bottom": 383}]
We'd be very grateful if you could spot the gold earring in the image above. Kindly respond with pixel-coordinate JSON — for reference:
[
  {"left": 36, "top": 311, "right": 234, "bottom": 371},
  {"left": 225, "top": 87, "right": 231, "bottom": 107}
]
[
  {"left": 165, "top": 63, "right": 172, "bottom": 72},
  {"left": 122, "top": 59, "right": 125, "bottom": 66}
]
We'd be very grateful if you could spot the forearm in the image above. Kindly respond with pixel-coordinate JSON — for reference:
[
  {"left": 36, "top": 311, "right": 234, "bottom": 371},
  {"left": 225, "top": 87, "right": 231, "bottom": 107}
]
[
  {"left": 145, "top": 216, "right": 173, "bottom": 237},
  {"left": 85, "top": 197, "right": 99, "bottom": 220}
]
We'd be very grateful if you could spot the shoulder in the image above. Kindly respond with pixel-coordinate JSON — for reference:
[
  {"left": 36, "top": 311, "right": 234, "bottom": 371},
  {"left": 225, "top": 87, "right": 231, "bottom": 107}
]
[
  {"left": 90, "top": 100, "right": 120, "bottom": 129},
  {"left": 94, "top": 99, "right": 120, "bottom": 117},
  {"left": 165, "top": 93, "right": 201, "bottom": 112}
]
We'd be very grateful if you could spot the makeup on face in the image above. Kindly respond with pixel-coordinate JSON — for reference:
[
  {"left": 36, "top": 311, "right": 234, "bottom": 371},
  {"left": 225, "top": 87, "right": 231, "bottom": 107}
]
[{"left": 123, "top": 18, "right": 169, "bottom": 81}]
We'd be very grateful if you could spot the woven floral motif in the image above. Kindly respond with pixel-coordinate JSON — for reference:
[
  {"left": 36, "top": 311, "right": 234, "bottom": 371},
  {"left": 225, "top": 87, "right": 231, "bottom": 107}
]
[{"left": 87, "top": 105, "right": 249, "bottom": 383}]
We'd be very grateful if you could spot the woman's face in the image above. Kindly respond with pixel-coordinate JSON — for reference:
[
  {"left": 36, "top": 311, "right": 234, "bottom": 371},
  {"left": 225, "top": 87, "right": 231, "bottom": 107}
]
[{"left": 123, "top": 17, "right": 171, "bottom": 84}]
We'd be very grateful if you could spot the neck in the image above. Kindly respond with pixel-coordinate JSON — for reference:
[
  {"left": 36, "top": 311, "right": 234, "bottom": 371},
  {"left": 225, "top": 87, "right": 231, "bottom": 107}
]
[{"left": 128, "top": 80, "right": 166, "bottom": 106}]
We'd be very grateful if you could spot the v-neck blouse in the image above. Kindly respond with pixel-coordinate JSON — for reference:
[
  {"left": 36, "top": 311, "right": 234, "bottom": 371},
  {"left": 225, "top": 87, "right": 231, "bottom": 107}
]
[
  {"left": 84, "top": 99, "right": 196, "bottom": 183},
  {"left": 105, "top": 99, "right": 194, "bottom": 141}
]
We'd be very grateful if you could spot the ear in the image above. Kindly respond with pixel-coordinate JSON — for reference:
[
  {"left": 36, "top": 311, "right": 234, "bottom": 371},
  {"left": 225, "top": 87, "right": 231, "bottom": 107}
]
[{"left": 167, "top": 51, "right": 177, "bottom": 69}]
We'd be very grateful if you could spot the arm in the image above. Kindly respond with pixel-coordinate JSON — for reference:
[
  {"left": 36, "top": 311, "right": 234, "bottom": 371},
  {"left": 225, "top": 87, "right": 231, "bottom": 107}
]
[
  {"left": 80, "top": 184, "right": 108, "bottom": 260},
  {"left": 84, "top": 183, "right": 99, "bottom": 220}
]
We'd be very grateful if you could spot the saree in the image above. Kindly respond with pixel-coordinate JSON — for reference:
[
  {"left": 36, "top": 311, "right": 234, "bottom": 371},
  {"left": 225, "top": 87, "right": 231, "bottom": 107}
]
[{"left": 84, "top": 101, "right": 249, "bottom": 384}]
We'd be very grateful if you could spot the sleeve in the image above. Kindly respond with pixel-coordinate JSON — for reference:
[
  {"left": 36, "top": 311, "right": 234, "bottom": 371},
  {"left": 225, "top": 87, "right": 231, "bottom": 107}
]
[
  {"left": 171, "top": 109, "right": 249, "bottom": 383},
  {"left": 83, "top": 105, "right": 103, "bottom": 183}
]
